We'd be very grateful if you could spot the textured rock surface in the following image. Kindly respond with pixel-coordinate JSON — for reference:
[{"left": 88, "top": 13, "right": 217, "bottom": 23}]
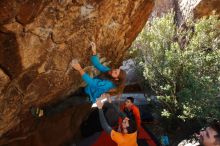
[
  {"left": 1, "top": 103, "right": 91, "bottom": 146},
  {"left": 151, "top": 0, "right": 220, "bottom": 24},
  {"left": 0, "top": 0, "right": 154, "bottom": 144},
  {"left": 150, "top": 0, "right": 201, "bottom": 24},
  {"left": 0, "top": 69, "right": 10, "bottom": 95},
  {"left": 194, "top": 0, "right": 220, "bottom": 18},
  {"left": 1, "top": 0, "right": 220, "bottom": 145},
  {"left": 178, "top": 0, "right": 201, "bottom": 21},
  {"left": 150, "top": 0, "right": 174, "bottom": 18}
]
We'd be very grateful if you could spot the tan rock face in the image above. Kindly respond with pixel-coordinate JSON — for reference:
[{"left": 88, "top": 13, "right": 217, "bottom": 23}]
[
  {"left": 150, "top": 0, "right": 174, "bottom": 18},
  {"left": 0, "top": 0, "right": 154, "bottom": 143},
  {"left": 0, "top": 69, "right": 10, "bottom": 95},
  {"left": 0, "top": 103, "right": 91, "bottom": 146},
  {"left": 150, "top": 0, "right": 199, "bottom": 23},
  {"left": 151, "top": 0, "right": 220, "bottom": 24},
  {"left": 194, "top": 0, "right": 220, "bottom": 18}
]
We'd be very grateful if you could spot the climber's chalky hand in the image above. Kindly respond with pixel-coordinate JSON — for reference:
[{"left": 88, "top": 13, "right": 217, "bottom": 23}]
[
  {"left": 96, "top": 99, "right": 104, "bottom": 109},
  {"left": 72, "top": 63, "right": 82, "bottom": 71},
  {"left": 90, "top": 42, "right": 96, "bottom": 55}
]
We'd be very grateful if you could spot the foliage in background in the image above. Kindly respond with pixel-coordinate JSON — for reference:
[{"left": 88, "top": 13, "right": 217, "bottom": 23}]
[{"left": 130, "top": 11, "right": 220, "bottom": 123}]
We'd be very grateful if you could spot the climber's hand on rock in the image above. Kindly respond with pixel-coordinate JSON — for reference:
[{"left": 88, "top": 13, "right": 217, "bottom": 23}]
[
  {"left": 90, "top": 42, "right": 96, "bottom": 55},
  {"left": 72, "top": 63, "right": 82, "bottom": 71}
]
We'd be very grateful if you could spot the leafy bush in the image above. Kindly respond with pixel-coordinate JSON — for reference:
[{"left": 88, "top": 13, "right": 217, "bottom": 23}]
[{"left": 130, "top": 11, "right": 220, "bottom": 122}]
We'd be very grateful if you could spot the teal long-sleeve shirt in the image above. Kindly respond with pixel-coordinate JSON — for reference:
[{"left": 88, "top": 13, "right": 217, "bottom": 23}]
[{"left": 82, "top": 55, "right": 115, "bottom": 103}]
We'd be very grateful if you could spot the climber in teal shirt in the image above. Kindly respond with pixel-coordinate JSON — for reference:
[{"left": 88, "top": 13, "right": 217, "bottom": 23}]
[
  {"left": 82, "top": 55, "right": 115, "bottom": 103},
  {"left": 72, "top": 42, "right": 126, "bottom": 103},
  {"left": 30, "top": 42, "right": 127, "bottom": 118}
]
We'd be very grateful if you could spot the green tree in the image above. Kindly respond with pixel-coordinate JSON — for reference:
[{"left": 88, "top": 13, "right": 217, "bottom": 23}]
[{"left": 130, "top": 11, "right": 220, "bottom": 123}]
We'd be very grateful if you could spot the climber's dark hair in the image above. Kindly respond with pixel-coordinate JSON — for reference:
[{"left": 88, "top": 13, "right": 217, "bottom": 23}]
[
  {"left": 210, "top": 120, "right": 220, "bottom": 145},
  {"left": 98, "top": 69, "right": 126, "bottom": 97},
  {"left": 126, "top": 97, "right": 134, "bottom": 103},
  {"left": 127, "top": 119, "right": 137, "bottom": 134}
]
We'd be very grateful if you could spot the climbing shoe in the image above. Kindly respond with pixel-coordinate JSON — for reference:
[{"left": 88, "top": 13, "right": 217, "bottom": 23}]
[{"left": 30, "top": 107, "right": 44, "bottom": 118}]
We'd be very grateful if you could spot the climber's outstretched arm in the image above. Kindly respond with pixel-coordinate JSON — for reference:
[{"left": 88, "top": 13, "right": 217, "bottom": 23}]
[
  {"left": 97, "top": 100, "right": 112, "bottom": 135},
  {"left": 90, "top": 42, "right": 110, "bottom": 73},
  {"left": 72, "top": 63, "right": 85, "bottom": 76},
  {"left": 72, "top": 63, "right": 101, "bottom": 87},
  {"left": 99, "top": 109, "right": 112, "bottom": 135},
  {"left": 104, "top": 102, "right": 126, "bottom": 120}
]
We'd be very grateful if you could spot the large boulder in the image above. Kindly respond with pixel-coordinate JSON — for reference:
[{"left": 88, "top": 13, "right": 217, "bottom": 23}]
[
  {"left": 194, "top": 0, "right": 220, "bottom": 18},
  {"left": 0, "top": 0, "right": 154, "bottom": 144},
  {"left": 150, "top": 0, "right": 174, "bottom": 18},
  {"left": 151, "top": 0, "right": 220, "bottom": 24}
]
